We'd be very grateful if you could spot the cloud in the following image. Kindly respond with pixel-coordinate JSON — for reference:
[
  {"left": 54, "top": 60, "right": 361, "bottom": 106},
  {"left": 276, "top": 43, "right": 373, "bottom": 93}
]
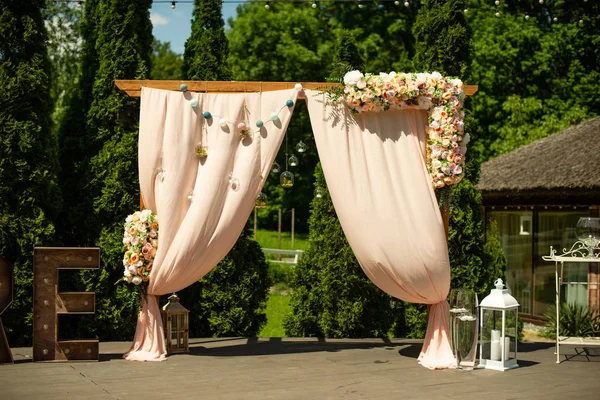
[{"left": 150, "top": 12, "right": 170, "bottom": 26}]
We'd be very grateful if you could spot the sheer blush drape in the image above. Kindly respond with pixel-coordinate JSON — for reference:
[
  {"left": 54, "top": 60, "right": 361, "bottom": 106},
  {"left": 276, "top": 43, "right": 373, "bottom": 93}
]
[
  {"left": 124, "top": 87, "right": 297, "bottom": 361},
  {"left": 305, "top": 90, "right": 455, "bottom": 369}
]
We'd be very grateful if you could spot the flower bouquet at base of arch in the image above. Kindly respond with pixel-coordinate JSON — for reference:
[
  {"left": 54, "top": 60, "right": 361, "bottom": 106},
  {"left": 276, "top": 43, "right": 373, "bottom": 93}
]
[
  {"left": 118, "top": 209, "right": 159, "bottom": 298},
  {"left": 340, "top": 70, "right": 469, "bottom": 190}
]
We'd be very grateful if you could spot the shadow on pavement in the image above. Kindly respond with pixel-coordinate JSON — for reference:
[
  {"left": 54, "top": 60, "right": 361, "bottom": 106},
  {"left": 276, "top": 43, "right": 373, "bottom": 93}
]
[{"left": 187, "top": 337, "right": 413, "bottom": 357}]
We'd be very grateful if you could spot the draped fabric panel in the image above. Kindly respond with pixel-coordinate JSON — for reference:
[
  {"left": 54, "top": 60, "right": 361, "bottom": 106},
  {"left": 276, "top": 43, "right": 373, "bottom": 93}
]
[
  {"left": 125, "top": 87, "right": 297, "bottom": 361},
  {"left": 304, "top": 90, "right": 455, "bottom": 369}
]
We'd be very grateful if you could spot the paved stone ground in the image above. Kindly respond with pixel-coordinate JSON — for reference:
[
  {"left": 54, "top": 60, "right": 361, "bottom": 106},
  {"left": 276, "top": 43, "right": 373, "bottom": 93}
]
[{"left": 2, "top": 338, "right": 600, "bottom": 400}]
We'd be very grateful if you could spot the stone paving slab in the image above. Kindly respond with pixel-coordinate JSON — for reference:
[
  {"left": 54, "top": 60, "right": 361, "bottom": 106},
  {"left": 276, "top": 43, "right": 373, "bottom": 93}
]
[{"left": 1, "top": 338, "right": 600, "bottom": 399}]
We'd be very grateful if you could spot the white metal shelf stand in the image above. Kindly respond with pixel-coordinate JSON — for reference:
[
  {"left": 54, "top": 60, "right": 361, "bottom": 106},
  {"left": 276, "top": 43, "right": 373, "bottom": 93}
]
[{"left": 542, "top": 241, "right": 600, "bottom": 363}]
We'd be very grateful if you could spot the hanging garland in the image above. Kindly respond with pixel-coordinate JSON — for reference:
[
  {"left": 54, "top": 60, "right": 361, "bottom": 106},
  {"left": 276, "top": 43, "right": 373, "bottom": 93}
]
[{"left": 341, "top": 70, "right": 468, "bottom": 189}]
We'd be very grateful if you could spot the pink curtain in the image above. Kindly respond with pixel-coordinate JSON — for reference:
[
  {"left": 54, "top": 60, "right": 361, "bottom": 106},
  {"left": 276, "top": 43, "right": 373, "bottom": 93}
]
[
  {"left": 125, "top": 87, "right": 298, "bottom": 361},
  {"left": 305, "top": 91, "right": 455, "bottom": 369}
]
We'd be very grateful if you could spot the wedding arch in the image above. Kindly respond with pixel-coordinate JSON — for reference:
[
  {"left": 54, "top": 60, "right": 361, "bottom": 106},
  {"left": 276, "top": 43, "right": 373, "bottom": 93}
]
[{"left": 115, "top": 78, "right": 478, "bottom": 370}]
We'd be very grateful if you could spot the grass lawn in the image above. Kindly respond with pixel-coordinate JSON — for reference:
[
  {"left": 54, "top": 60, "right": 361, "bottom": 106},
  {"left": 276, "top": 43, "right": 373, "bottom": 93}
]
[
  {"left": 253, "top": 228, "right": 308, "bottom": 250},
  {"left": 259, "top": 292, "right": 291, "bottom": 337}
]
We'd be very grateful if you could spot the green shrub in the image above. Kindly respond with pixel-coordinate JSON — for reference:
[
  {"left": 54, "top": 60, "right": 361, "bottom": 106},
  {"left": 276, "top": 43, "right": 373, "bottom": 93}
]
[
  {"left": 268, "top": 263, "right": 294, "bottom": 287},
  {"left": 178, "top": 227, "right": 271, "bottom": 337},
  {"left": 542, "top": 303, "right": 600, "bottom": 339},
  {"left": 284, "top": 164, "right": 394, "bottom": 338}
]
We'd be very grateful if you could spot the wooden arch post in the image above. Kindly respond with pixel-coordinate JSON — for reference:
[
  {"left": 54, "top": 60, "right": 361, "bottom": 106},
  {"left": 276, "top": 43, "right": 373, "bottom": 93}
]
[{"left": 115, "top": 80, "right": 478, "bottom": 236}]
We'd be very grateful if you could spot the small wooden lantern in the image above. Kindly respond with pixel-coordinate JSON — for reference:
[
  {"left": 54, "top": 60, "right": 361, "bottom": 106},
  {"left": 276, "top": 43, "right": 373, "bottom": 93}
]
[{"left": 161, "top": 293, "right": 189, "bottom": 354}]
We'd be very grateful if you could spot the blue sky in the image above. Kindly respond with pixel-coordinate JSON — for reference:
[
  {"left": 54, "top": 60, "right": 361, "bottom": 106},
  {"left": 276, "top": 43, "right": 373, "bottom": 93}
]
[{"left": 150, "top": 2, "right": 241, "bottom": 54}]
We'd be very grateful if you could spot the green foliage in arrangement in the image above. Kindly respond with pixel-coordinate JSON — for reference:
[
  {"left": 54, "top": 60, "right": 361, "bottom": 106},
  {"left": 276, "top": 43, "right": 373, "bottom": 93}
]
[
  {"left": 284, "top": 164, "right": 394, "bottom": 338},
  {"left": 57, "top": 0, "right": 154, "bottom": 340},
  {"left": 179, "top": 228, "right": 271, "bottom": 337},
  {"left": 183, "top": 0, "right": 232, "bottom": 80},
  {"left": 542, "top": 303, "right": 600, "bottom": 339},
  {"left": 151, "top": 39, "right": 183, "bottom": 80},
  {"left": 0, "top": 0, "right": 61, "bottom": 346}
]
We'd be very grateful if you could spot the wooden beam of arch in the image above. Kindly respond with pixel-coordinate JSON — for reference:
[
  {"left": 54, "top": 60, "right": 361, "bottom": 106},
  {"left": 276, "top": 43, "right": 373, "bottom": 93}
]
[{"left": 114, "top": 80, "right": 478, "bottom": 98}]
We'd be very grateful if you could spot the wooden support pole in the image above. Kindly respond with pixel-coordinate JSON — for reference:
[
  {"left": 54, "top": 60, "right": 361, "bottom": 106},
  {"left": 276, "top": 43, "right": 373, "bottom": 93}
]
[
  {"left": 278, "top": 209, "right": 282, "bottom": 261},
  {"left": 0, "top": 257, "right": 13, "bottom": 364},
  {"left": 253, "top": 207, "right": 257, "bottom": 241},
  {"left": 291, "top": 208, "right": 295, "bottom": 249}
]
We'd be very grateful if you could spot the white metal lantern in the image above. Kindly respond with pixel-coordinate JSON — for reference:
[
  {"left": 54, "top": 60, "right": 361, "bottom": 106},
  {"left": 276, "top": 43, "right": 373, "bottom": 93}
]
[
  {"left": 479, "top": 278, "right": 519, "bottom": 371},
  {"left": 161, "top": 293, "right": 189, "bottom": 354}
]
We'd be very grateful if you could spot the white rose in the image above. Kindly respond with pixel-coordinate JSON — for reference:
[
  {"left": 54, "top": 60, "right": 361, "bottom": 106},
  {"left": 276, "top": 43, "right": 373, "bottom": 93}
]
[
  {"left": 462, "top": 133, "right": 471, "bottom": 146},
  {"left": 132, "top": 276, "right": 143, "bottom": 285},
  {"left": 140, "top": 209, "right": 152, "bottom": 223},
  {"left": 450, "top": 78, "right": 463, "bottom": 88},
  {"left": 343, "top": 70, "right": 364, "bottom": 86},
  {"left": 417, "top": 96, "right": 432, "bottom": 110},
  {"left": 431, "top": 71, "right": 442, "bottom": 80}
]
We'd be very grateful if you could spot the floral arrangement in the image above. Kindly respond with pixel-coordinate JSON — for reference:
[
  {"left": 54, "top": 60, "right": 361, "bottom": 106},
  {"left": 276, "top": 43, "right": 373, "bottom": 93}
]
[
  {"left": 121, "top": 209, "right": 158, "bottom": 290},
  {"left": 342, "top": 70, "right": 469, "bottom": 189}
]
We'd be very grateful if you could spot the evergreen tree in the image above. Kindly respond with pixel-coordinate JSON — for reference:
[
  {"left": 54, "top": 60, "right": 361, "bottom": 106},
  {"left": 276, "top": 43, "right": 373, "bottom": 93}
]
[
  {"left": 0, "top": 0, "right": 61, "bottom": 346},
  {"left": 412, "top": 0, "right": 470, "bottom": 77},
  {"left": 285, "top": 34, "right": 394, "bottom": 338},
  {"left": 284, "top": 164, "right": 394, "bottom": 337},
  {"left": 180, "top": 227, "right": 270, "bottom": 337},
  {"left": 58, "top": 0, "right": 153, "bottom": 340},
  {"left": 183, "top": 0, "right": 232, "bottom": 80},
  {"left": 179, "top": 0, "right": 268, "bottom": 337},
  {"left": 405, "top": 0, "right": 505, "bottom": 336},
  {"left": 57, "top": 0, "right": 100, "bottom": 246}
]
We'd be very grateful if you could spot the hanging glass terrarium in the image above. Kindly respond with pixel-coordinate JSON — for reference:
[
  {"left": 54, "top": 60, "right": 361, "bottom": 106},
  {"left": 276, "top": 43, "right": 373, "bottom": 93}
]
[
  {"left": 255, "top": 192, "right": 268, "bottom": 208},
  {"left": 280, "top": 171, "right": 294, "bottom": 188},
  {"left": 288, "top": 155, "right": 299, "bottom": 167},
  {"left": 295, "top": 141, "right": 307, "bottom": 153},
  {"left": 194, "top": 143, "right": 208, "bottom": 159},
  {"left": 271, "top": 162, "right": 280, "bottom": 174}
]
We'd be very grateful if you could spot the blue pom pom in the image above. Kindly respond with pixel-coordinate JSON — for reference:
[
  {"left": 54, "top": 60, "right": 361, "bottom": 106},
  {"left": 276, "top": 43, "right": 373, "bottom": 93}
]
[
  {"left": 180, "top": 83, "right": 188, "bottom": 92},
  {"left": 203, "top": 111, "right": 212, "bottom": 119},
  {"left": 190, "top": 99, "right": 199, "bottom": 108},
  {"left": 270, "top": 112, "right": 279, "bottom": 121},
  {"left": 256, "top": 120, "right": 264, "bottom": 128},
  {"left": 286, "top": 100, "right": 294, "bottom": 107}
]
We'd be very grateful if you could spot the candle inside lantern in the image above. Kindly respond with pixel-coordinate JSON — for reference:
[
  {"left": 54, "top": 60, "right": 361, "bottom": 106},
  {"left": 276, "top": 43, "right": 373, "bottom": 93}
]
[
  {"left": 491, "top": 329, "right": 501, "bottom": 361},
  {"left": 504, "top": 336, "right": 510, "bottom": 360}
]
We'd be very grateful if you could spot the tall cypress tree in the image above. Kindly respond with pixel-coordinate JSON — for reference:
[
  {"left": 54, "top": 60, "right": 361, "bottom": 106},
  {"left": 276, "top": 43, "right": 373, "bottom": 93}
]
[
  {"left": 58, "top": 0, "right": 153, "bottom": 340},
  {"left": 57, "top": 0, "right": 100, "bottom": 246},
  {"left": 410, "top": 0, "right": 505, "bottom": 329},
  {"left": 285, "top": 32, "right": 394, "bottom": 338},
  {"left": 182, "top": 0, "right": 232, "bottom": 80},
  {"left": 412, "top": 0, "right": 470, "bottom": 77},
  {"left": 0, "top": 0, "right": 61, "bottom": 346},
  {"left": 179, "top": 0, "right": 268, "bottom": 337}
]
